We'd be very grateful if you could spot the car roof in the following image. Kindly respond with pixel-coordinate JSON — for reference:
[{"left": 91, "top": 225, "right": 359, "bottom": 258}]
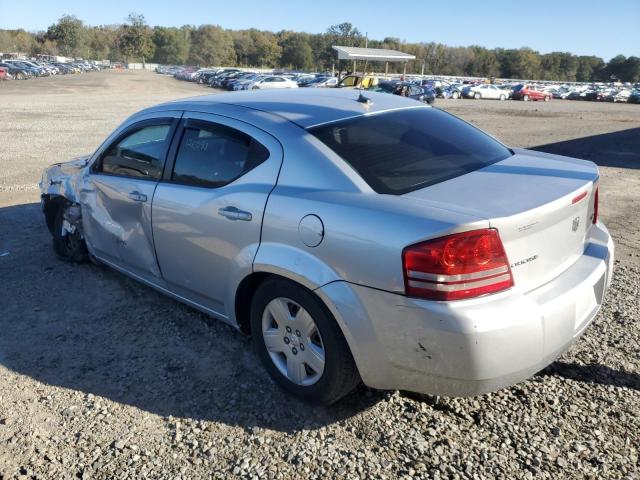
[{"left": 152, "top": 89, "right": 426, "bottom": 128}]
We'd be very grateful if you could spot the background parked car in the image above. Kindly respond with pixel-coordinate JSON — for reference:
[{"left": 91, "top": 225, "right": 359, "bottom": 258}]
[
  {"left": 0, "top": 62, "right": 31, "bottom": 80},
  {"left": 303, "top": 76, "right": 338, "bottom": 88},
  {"left": 512, "top": 84, "right": 551, "bottom": 101},
  {"left": 337, "top": 74, "right": 379, "bottom": 89},
  {"left": 371, "top": 81, "right": 435, "bottom": 104},
  {"left": 248, "top": 76, "right": 298, "bottom": 90},
  {"left": 462, "top": 84, "right": 509, "bottom": 100}
]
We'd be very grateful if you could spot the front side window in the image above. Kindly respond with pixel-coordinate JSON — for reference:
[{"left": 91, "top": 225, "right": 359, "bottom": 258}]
[
  {"left": 172, "top": 123, "right": 269, "bottom": 188},
  {"left": 100, "top": 124, "right": 171, "bottom": 179},
  {"left": 310, "top": 108, "right": 512, "bottom": 195}
]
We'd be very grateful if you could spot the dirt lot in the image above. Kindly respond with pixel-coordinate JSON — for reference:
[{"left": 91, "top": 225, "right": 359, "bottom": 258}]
[{"left": 0, "top": 70, "right": 638, "bottom": 479}]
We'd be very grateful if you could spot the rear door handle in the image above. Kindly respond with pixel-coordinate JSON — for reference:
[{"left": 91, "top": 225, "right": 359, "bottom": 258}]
[
  {"left": 128, "top": 191, "right": 147, "bottom": 202},
  {"left": 218, "top": 206, "right": 252, "bottom": 221}
]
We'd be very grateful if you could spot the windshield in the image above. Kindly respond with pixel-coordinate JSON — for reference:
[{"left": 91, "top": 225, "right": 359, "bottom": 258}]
[{"left": 309, "top": 108, "right": 512, "bottom": 195}]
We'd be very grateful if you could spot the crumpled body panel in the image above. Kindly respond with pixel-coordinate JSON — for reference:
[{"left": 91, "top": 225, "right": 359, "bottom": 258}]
[
  {"left": 39, "top": 157, "right": 162, "bottom": 278},
  {"left": 39, "top": 156, "right": 91, "bottom": 203}
]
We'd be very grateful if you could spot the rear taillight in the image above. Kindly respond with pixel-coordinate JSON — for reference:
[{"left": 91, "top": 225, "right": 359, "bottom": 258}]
[
  {"left": 403, "top": 229, "right": 514, "bottom": 301},
  {"left": 592, "top": 186, "right": 599, "bottom": 224}
]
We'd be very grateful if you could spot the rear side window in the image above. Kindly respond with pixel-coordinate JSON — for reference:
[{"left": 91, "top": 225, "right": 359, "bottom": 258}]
[
  {"left": 309, "top": 108, "right": 512, "bottom": 195},
  {"left": 101, "top": 124, "right": 171, "bottom": 179},
  {"left": 172, "top": 123, "right": 269, "bottom": 188}
]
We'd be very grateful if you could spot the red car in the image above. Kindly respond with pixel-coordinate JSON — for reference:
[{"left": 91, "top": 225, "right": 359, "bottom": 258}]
[
  {"left": 512, "top": 84, "right": 551, "bottom": 102},
  {"left": 0, "top": 67, "right": 9, "bottom": 80}
]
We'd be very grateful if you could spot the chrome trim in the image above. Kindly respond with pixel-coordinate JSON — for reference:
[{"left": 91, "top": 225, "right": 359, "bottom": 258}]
[
  {"left": 407, "top": 265, "right": 509, "bottom": 283},
  {"left": 408, "top": 273, "right": 512, "bottom": 292}
]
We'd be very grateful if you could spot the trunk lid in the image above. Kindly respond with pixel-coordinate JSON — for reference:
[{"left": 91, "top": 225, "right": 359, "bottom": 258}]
[{"left": 403, "top": 149, "right": 599, "bottom": 292}]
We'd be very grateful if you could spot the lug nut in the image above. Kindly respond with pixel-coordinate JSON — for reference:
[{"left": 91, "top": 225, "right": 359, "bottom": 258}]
[
  {"left": 286, "top": 326, "right": 292, "bottom": 333},
  {"left": 284, "top": 337, "right": 290, "bottom": 344},
  {"left": 292, "top": 347, "right": 298, "bottom": 355},
  {"left": 295, "top": 330, "right": 301, "bottom": 337},
  {"left": 299, "top": 344, "right": 305, "bottom": 351}
]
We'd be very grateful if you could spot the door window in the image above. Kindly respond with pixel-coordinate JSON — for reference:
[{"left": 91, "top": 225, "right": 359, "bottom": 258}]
[
  {"left": 100, "top": 124, "right": 171, "bottom": 179},
  {"left": 172, "top": 123, "right": 269, "bottom": 188}
]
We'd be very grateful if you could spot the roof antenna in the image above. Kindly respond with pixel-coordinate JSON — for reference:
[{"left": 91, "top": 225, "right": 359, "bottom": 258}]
[{"left": 357, "top": 90, "right": 372, "bottom": 104}]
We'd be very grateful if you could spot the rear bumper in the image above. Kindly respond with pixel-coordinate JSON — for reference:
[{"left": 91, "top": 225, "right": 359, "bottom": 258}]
[{"left": 317, "top": 222, "right": 614, "bottom": 396}]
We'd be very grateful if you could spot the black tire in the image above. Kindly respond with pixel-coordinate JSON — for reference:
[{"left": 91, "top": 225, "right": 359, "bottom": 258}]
[
  {"left": 52, "top": 202, "right": 88, "bottom": 262},
  {"left": 251, "top": 277, "right": 360, "bottom": 404},
  {"left": 16, "top": 72, "right": 25, "bottom": 80},
  {"left": 474, "top": 92, "right": 481, "bottom": 100}
]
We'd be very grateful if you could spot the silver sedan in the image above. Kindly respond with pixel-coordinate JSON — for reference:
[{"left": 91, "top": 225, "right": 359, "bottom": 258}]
[{"left": 40, "top": 89, "right": 614, "bottom": 404}]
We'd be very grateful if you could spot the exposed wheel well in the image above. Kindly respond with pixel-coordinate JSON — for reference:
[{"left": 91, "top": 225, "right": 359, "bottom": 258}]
[
  {"left": 235, "top": 272, "right": 278, "bottom": 334},
  {"left": 42, "top": 195, "right": 67, "bottom": 235}
]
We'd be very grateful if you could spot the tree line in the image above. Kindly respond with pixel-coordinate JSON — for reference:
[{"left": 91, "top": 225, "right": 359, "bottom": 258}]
[{"left": 1, "top": 14, "right": 639, "bottom": 82}]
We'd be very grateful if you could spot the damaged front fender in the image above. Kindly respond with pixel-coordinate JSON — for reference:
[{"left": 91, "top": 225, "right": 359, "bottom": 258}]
[{"left": 39, "top": 155, "right": 91, "bottom": 203}]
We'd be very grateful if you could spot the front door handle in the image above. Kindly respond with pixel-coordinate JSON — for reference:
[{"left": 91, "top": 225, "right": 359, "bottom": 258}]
[
  {"left": 218, "top": 206, "right": 252, "bottom": 221},
  {"left": 128, "top": 191, "right": 147, "bottom": 202}
]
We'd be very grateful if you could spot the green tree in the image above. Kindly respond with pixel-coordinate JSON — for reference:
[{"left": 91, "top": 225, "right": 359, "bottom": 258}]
[
  {"left": 0, "top": 29, "right": 35, "bottom": 53},
  {"left": 45, "top": 15, "right": 85, "bottom": 57},
  {"left": 249, "top": 30, "right": 281, "bottom": 67},
  {"left": 152, "top": 26, "right": 189, "bottom": 64},
  {"left": 467, "top": 46, "right": 500, "bottom": 77},
  {"left": 118, "top": 13, "right": 154, "bottom": 64},
  {"left": 278, "top": 32, "right": 313, "bottom": 70},
  {"left": 189, "top": 25, "right": 235, "bottom": 66}
]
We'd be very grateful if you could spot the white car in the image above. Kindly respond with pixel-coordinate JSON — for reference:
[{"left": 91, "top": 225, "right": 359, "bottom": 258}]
[
  {"left": 463, "top": 84, "right": 509, "bottom": 100},
  {"left": 306, "top": 77, "right": 339, "bottom": 88},
  {"left": 248, "top": 76, "right": 299, "bottom": 90}
]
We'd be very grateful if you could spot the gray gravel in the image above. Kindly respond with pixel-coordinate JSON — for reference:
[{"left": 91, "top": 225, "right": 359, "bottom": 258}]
[{"left": 0, "top": 70, "right": 638, "bottom": 479}]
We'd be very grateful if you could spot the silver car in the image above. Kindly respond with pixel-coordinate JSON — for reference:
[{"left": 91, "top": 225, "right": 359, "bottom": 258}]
[{"left": 40, "top": 89, "right": 614, "bottom": 404}]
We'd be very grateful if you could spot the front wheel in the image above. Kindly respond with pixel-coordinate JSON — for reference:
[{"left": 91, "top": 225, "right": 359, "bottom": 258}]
[
  {"left": 474, "top": 92, "right": 481, "bottom": 100},
  {"left": 522, "top": 94, "right": 530, "bottom": 101},
  {"left": 251, "top": 278, "right": 360, "bottom": 404},
  {"left": 544, "top": 96, "right": 550, "bottom": 102},
  {"left": 52, "top": 202, "right": 88, "bottom": 262},
  {"left": 451, "top": 91, "right": 459, "bottom": 99},
  {"left": 499, "top": 94, "right": 506, "bottom": 101}
]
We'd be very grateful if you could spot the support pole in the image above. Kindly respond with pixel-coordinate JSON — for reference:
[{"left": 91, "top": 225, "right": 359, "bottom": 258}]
[
  {"left": 385, "top": 62, "right": 388, "bottom": 75},
  {"left": 353, "top": 60, "right": 356, "bottom": 74},
  {"left": 402, "top": 62, "right": 407, "bottom": 80}
]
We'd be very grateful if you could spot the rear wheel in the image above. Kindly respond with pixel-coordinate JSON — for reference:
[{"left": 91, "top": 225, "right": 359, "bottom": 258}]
[
  {"left": 451, "top": 91, "right": 459, "bottom": 99},
  {"left": 474, "top": 92, "right": 481, "bottom": 100},
  {"left": 15, "top": 72, "right": 25, "bottom": 80},
  {"left": 251, "top": 278, "right": 360, "bottom": 404},
  {"left": 544, "top": 96, "right": 550, "bottom": 102},
  {"left": 523, "top": 94, "right": 530, "bottom": 101},
  {"left": 52, "top": 202, "right": 88, "bottom": 262},
  {"left": 499, "top": 94, "right": 506, "bottom": 101}
]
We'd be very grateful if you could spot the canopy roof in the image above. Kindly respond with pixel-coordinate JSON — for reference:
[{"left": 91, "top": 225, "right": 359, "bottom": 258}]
[{"left": 332, "top": 46, "right": 416, "bottom": 63}]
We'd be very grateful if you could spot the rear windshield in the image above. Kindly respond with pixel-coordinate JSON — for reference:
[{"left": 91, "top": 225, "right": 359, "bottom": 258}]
[{"left": 309, "top": 107, "right": 512, "bottom": 195}]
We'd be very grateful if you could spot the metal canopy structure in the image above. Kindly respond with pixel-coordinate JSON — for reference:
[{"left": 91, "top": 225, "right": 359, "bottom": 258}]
[
  {"left": 332, "top": 46, "right": 415, "bottom": 63},
  {"left": 332, "top": 46, "right": 415, "bottom": 76}
]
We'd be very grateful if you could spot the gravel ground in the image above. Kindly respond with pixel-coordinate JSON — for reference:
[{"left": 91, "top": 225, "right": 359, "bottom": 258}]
[{"left": 0, "top": 70, "right": 638, "bottom": 479}]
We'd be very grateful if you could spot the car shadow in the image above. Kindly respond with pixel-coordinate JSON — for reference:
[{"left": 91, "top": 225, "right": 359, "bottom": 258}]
[
  {"left": 540, "top": 361, "right": 640, "bottom": 391},
  {"left": 531, "top": 127, "right": 640, "bottom": 169},
  {"left": 1, "top": 202, "right": 636, "bottom": 432},
  {"left": 0, "top": 202, "right": 386, "bottom": 434}
]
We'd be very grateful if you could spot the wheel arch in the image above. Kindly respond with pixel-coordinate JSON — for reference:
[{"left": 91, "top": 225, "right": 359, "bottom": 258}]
[{"left": 42, "top": 194, "right": 68, "bottom": 235}]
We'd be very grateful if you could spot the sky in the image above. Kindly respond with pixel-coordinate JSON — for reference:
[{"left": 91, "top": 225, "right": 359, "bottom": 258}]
[{"left": 1, "top": 0, "right": 638, "bottom": 61}]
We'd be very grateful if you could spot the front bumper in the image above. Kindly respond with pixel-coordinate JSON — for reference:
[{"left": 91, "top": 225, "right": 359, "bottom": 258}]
[{"left": 317, "top": 222, "right": 614, "bottom": 396}]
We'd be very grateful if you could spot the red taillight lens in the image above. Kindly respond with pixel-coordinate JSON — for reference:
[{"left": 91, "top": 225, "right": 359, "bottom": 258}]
[
  {"left": 592, "top": 186, "right": 599, "bottom": 224},
  {"left": 403, "top": 229, "right": 514, "bottom": 301}
]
